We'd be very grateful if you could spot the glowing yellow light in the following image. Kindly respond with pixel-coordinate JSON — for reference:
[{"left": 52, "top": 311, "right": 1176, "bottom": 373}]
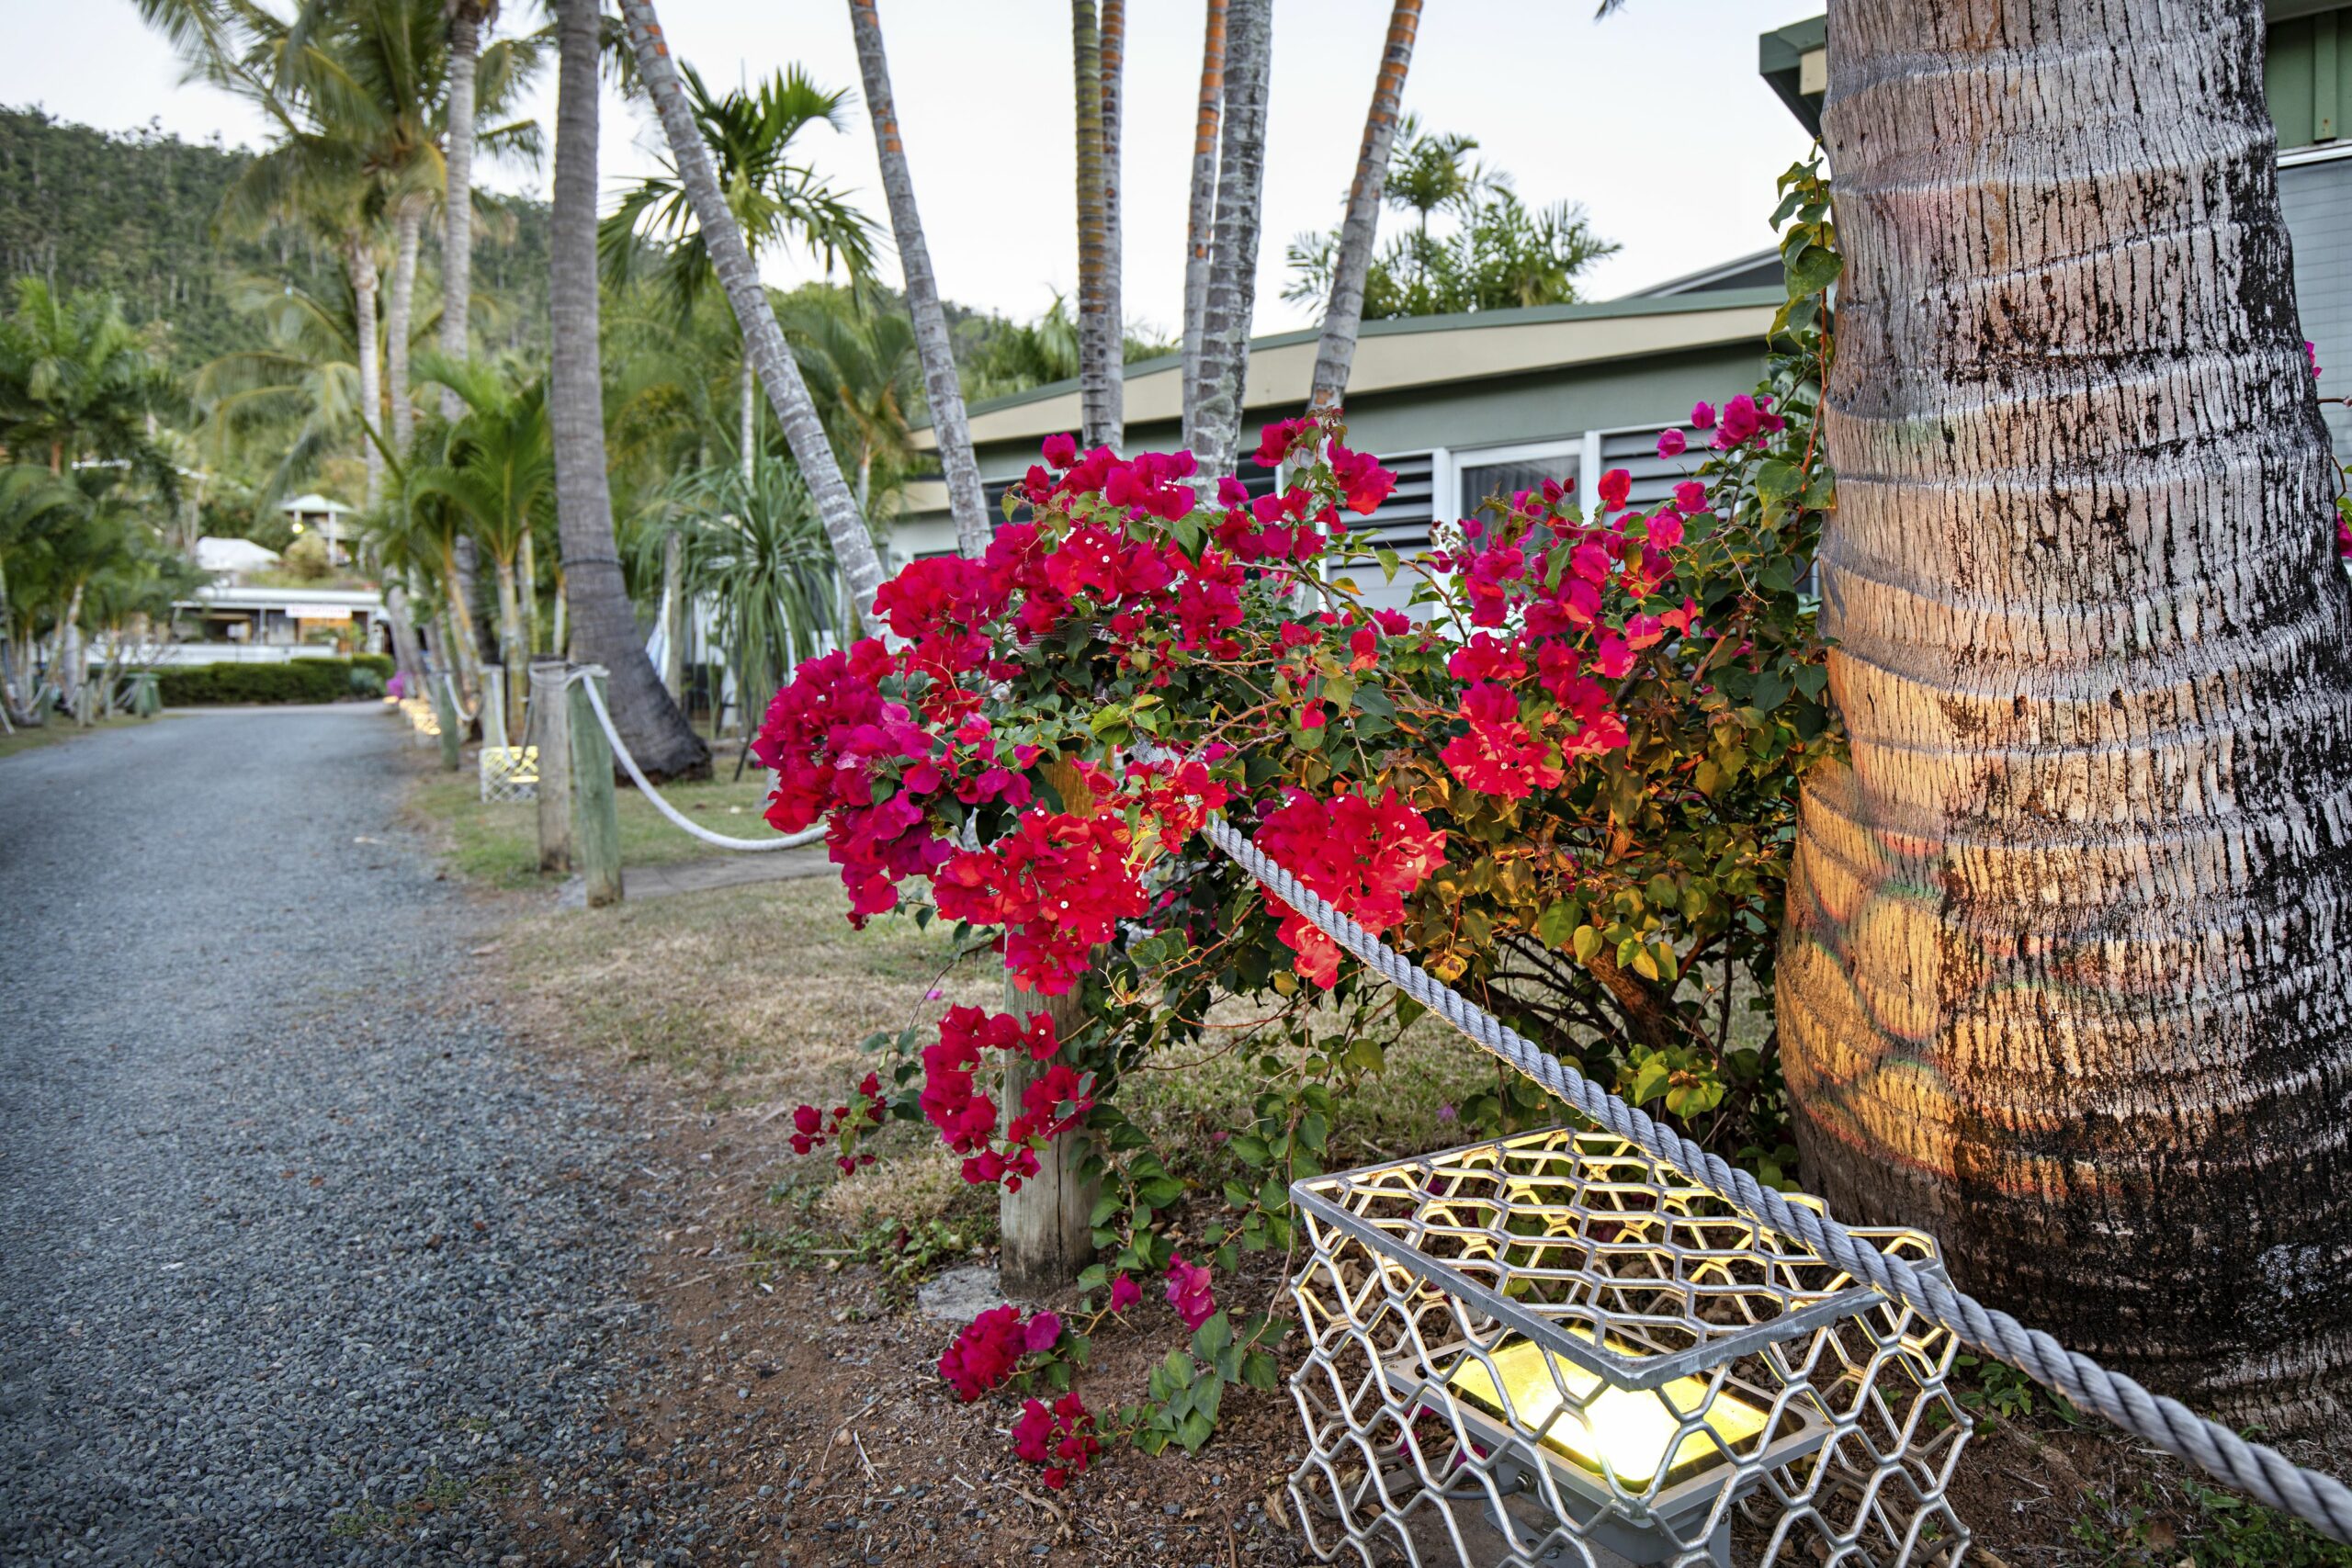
[{"left": 1445, "top": 1333, "right": 1770, "bottom": 1486}]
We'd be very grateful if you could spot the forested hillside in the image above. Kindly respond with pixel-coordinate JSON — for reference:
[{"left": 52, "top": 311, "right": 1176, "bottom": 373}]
[{"left": 0, "top": 107, "right": 549, "bottom": 377}]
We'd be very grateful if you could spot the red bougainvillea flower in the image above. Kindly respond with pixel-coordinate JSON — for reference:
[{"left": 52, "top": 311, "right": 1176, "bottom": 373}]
[
  {"left": 1673, "top": 479, "right": 1711, "bottom": 513},
  {"left": 1251, "top": 786, "right": 1447, "bottom": 987},
  {"left": 1165, "top": 1254, "right": 1216, "bottom": 1330},
  {"left": 1012, "top": 1393, "right": 1100, "bottom": 1489},
  {"left": 939, "top": 1304, "right": 1028, "bottom": 1400},
  {"left": 1596, "top": 468, "right": 1632, "bottom": 513},
  {"left": 1656, "top": 428, "right": 1687, "bottom": 458},
  {"left": 1442, "top": 682, "right": 1564, "bottom": 801},
  {"left": 1023, "top": 1312, "right": 1064, "bottom": 1353},
  {"left": 933, "top": 810, "right": 1148, "bottom": 995},
  {"left": 1328, "top": 442, "right": 1398, "bottom": 515},
  {"left": 1041, "top": 432, "right": 1078, "bottom": 468},
  {"left": 2306, "top": 339, "right": 2322, "bottom": 378},
  {"left": 1252, "top": 416, "right": 1311, "bottom": 467}
]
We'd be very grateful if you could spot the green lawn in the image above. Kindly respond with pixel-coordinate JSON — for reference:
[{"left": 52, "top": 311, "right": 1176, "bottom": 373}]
[
  {"left": 405, "top": 762, "right": 786, "bottom": 889},
  {"left": 0, "top": 713, "right": 158, "bottom": 761}
]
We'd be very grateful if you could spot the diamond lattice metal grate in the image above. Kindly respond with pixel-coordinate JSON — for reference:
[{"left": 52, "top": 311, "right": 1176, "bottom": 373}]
[
  {"left": 1285, "top": 1125, "right": 1973, "bottom": 1567},
  {"left": 479, "top": 744, "right": 539, "bottom": 803}
]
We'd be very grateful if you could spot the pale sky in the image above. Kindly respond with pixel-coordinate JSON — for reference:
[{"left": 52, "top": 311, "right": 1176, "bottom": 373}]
[{"left": 1, "top": 1, "right": 1820, "bottom": 333}]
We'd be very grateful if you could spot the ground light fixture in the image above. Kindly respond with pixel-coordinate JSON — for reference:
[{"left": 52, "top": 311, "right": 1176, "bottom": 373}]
[{"left": 1285, "top": 1126, "right": 1973, "bottom": 1566}]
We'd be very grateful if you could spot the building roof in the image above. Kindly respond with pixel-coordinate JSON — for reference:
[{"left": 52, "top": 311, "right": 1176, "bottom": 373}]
[
  {"left": 913, "top": 289, "right": 1781, "bottom": 451},
  {"left": 194, "top": 536, "right": 281, "bottom": 573},
  {"left": 279, "top": 492, "right": 355, "bottom": 516},
  {"left": 178, "top": 583, "right": 384, "bottom": 613}
]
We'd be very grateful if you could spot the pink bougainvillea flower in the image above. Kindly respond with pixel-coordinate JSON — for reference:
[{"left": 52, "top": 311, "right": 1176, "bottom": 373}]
[
  {"left": 1647, "top": 511, "right": 1685, "bottom": 550},
  {"left": 1165, "top": 1254, "right": 1217, "bottom": 1330},
  {"left": 1656, "top": 428, "right": 1687, "bottom": 458},
  {"left": 1690, "top": 400, "right": 1716, "bottom": 430},
  {"left": 1329, "top": 442, "right": 1398, "bottom": 515},
  {"left": 938, "top": 1304, "right": 1027, "bottom": 1401},
  {"left": 1597, "top": 468, "right": 1632, "bottom": 513},
  {"left": 1023, "top": 1312, "right": 1064, "bottom": 1353},
  {"left": 1109, "top": 1272, "right": 1141, "bottom": 1312},
  {"left": 1041, "top": 432, "right": 1078, "bottom": 468},
  {"left": 2309, "top": 339, "right": 2324, "bottom": 378},
  {"left": 1013, "top": 1393, "right": 1100, "bottom": 1490},
  {"left": 1673, "top": 479, "right": 1711, "bottom": 514}
]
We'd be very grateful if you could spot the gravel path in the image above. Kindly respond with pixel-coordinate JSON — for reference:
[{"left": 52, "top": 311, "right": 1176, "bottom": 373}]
[{"left": 0, "top": 709, "right": 642, "bottom": 1565}]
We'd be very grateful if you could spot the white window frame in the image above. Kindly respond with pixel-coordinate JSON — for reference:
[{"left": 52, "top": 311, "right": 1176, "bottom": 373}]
[{"left": 1442, "top": 436, "right": 1586, "bottom": 523}]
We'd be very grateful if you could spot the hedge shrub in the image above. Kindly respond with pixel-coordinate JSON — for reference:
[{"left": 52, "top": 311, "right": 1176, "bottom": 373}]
[{"left": 157, "top": 658, "right": 380, "bottom": 705}]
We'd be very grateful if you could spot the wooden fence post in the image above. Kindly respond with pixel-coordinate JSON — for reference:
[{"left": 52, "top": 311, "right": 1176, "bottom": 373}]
[
  {"left": 530, "top": 657, "right": 572, "bottom": 874},
  {"left": 433, "top": 672, "right": 462, "bottom": 773},
  {"left": 568, "top": 667, "right": 623, "bottom": 908},
  {"left": 998, "top": 758, "right": 1102, "bottom": 1294}
]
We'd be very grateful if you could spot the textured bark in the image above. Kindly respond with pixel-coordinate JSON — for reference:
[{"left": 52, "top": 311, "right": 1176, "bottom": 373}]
[
  {"left": 616, "top": 0, "right": 888, "bottom": 634},
  {"left": 440, "top": 7, "right": 481, "bottom": 424},
  {"left": 847, "top": 0, "right": 989, "bottom": 558},
  {"left": 660, "top": 530, "right": 684, "bottom": 695},
  {"left": 1070, "top": 1, "right": 1120, "bottom": 452},
  {"left": 550, "top": 0, "right": 707, "bottom": 781},
  {"left": 1308, "top": 0, "right": 1417, "bottom": 412},
  {"left": 1181, "top": 0, "right": 1226, "bottom": 450},
  {"left": 1782, "top": 0, "right": 2352, "bottom": 1434},
  {"left": 1098, "top": 0, "right": 1124, "bottom": 453},
  {"left": 348, "top": 243, "right": 383, "bottom": 508},
  {"left": 1189, "top": 0, "right": 1269, "bottom": 481},
  {"left": 385, "top": 203, "right": 424, "bottom": 460}
]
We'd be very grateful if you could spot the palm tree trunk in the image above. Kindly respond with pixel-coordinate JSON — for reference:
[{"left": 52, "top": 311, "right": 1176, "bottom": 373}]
[
  {"left": 385, "top": 202, "right": 424, "bottom": 460},
  {"left": 440, "top": 6, "right": 480, "bottom": 423},
  {"left": 349, "top": 243, "right": 383, "bottom": 509},
  {"left": 492, "top": 554, "right": 527, "bottom": 745},
  {"left": 552, "top": 0, "right": 708, "bottom": 781},
  {"left": 1098, "top": 0, "right": 1125, "bottom": 452},
  {"left": 1781, "top": 0, "right": 2352, "bottom": 1434},
  {"left": 739, "top": 351, "right": 757, "bottom": 483},
  {"left": 1309, "top": 0, "right": 1418, "bottom": 412},
  {"left": 617, "top": 0, "right": 888, "bottom": 636},
  {"left": 56, "top": 580, "right": 83, "bottom": 711},
  {"left": 661, "top": 530, "right": 684, "bottom": 696},
  {"left": 846, "top": 0, "right": 991, "bottom": 559},
  {"left": 1181, "top": 0, "right": 1227, "bottom": 452},
  {"left": 440, "top": 545, "right": 487, "bottom": 702},
  {"left": 1070, "top": 1, "right": 1119, "bottom": 452},
  {"left": 1189, "top": 0, "right": 1270, "bottom": 481},
  {"left": 518, "top": 525, "right": 540, "bottom": 658}
]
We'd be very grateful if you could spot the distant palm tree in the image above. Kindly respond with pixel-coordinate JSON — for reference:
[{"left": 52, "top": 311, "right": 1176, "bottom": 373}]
[
  {"left": 782, "top": 293, "right": 919, "bottom": 521},
  {"left": 1189, "top": 0, "right": 1272, "bottom": 479},
  {"left": 600, "top": 62, "right": 878, "bottom": 485},
  {"left": 1309, "top": 0, "right": 1419, "bottom": 411},
  {"left": 409, "top": 355, "right": 554, "bottom": 740},
  {"left": 192, "top": 275, "right": 378, "bottom": 504}
]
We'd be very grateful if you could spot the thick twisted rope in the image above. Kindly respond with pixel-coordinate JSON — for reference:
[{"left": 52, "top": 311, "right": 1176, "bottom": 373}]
[
  {"left": 570, "top": 669, "right": 820, "bottom": 854},
  {"left": 1201, "top": 815, "right": 2352, "bottom": 1545}
]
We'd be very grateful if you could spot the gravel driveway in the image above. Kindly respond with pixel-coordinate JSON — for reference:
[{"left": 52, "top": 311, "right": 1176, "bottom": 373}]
[{"left": 0, "top": 709, "right": 640, "bottom": 1564}]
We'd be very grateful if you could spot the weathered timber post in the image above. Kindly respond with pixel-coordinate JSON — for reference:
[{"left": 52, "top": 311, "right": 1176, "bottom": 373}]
[
  {"left": 567, "top": 666, "right": 623, "bottom": 908},
  {"left": 530, "top": 657, "right": 572, "bottom": 874},
  {"left": 998, "top": 758, "right": 1102, "bottom": 1294},
  {"left": 433, "top": 672, "right": 462, "bottom": 773}
]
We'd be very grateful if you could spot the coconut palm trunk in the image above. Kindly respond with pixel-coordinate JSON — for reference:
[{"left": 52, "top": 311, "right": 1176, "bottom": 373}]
[
  {"left": 491, "top": 551, "right": 527, "bottom": 741},
  {"left": 1780, "top": 0, "right": 2352, "bottom": 1433},
  {"left": 846, "top": 0, "right": 990, "bottom": 559},
  {"left": 385, "top": 202, "right": 424, "bottom": 459},
  {"left": 1069, "top": 2, "right": 1119, "bottom": 452},
  {"left": 1308, "top": 0, "right": 1417, "bottom": 412},
  {"left": 1189, "top": 0, "right": 1270, "bottom": 481},
  {"left": 440, "top": 4, "right": 482, "bottom": 424},
  {"left": 616, "top": 0, "right": 888, "bottom": 634},
  {"left": 1181, "top": 0, "right": 1226, "bottom": 451},
  {"left": 1096, "top": 0, "right": 1124, "bottom": 453},
  {"left": 349, "top": 243, "right": 384, "bottom": 507},
  {"left": 551, "top": 0, "right": 708, "bottom": 779}
]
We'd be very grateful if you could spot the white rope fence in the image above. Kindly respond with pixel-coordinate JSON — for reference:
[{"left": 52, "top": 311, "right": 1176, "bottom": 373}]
[
  {"left": 569, "top": 667, "right": 820, "bottom": 853},
  {"left": 1198, "top": 814, "right": 2352, "bottom": 1546}
]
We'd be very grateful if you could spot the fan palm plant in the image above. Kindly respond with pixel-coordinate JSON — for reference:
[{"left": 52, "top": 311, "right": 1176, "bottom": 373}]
[{"left": 781, "top": 291, "right": 919, "bottom": 522}]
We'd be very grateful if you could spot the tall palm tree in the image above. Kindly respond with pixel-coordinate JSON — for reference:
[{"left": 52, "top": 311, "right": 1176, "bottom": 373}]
[
  {"left": 409, "top": 354, "right": 552, "bottom": 740},
  {"left": 191, "top": 275, "right": 379, "bottom": 502},
  {"left": 1781, "top": 0, "right": 2352, "bottom": 1433},
  {"left": 1188, "top": 0, "right": 1271, "bottom": 480},
  {"left": 614, "top": 0, "right": 889, "bottom": 636},
  {"left": 1180, "top": 0, "right": 1226, "bottom": 449},
  {"left": 1308, "top": 0, "right": 1418, "bottom": 412},
  {"left": 1069, "top": 0, "right": 1119, "bottom": 452},
  {"left": 438, "top": 0, "right": 497, "bottom": 424},
  {"left": 549, "top": 0, "right": 707, "bottom": 779},
  {"left": 0, "top": 463, "right": 84, "bottom": 724},
  {"left": 844, "top": 0, "right": 989, "bottom": 558},
  {"left": 600, "top": 60, "right": 878, "bottom": 486}
]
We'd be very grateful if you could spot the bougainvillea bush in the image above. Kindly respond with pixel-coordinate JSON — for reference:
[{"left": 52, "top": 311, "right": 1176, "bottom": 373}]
[{"left": 764, "top": 164, "right": 1844, "bottom": 1483}]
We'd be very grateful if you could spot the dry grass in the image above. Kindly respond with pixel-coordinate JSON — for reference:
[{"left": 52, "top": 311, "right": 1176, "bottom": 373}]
[
  {"left": 0, "top": 712, "right": 158, "bottom": 761},
  {"left": 403, "top": 764, "right": 790, "bottom": 889}
]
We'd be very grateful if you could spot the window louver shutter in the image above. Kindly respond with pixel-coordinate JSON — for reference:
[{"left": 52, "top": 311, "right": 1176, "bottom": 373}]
[{"left": 1597, "top": 425, "right": 1702, "bottom": 510}]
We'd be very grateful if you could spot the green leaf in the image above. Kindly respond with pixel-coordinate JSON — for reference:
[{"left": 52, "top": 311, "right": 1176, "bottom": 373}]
[
  {"left": 1240, "top": 1349, "right": 1280, "bottom": 1391},
  {"left": 1536, "top": 900, "right": 1576, "bottom": 949},
  {"left": 1193, "top": 1311, "right": 1234, "bottom": 1358},
  {"left": 1785, "top": 241, "right": 1843, "bottom": 298},
  {"left": 1630, "top": 1055, "right": 1671, "bottom": 1105},
  {"left": 1176, "top": 1409, "right": 1216, "bottom": 1451},
  {"left": 1161, "top": 1348, "right": 1196, "bottom": 1389},
  {"left": 1351, "top": 685, "right": 1395, "bottom": 718},
  {"left": 1572, "top": 925, "right": 1602, "bottom": 964},
  {"left": 1754, "top": 459, "right": 1802, "bottom": 503},
  {"left": 1230, "top": 1133, "right": 1272, "bottom": 1167},
  {"left": 1136, "top": 1176, "right": 1186, "bottom": 1209},
  {"left": 1375, "top": 547, "right": 1401, "bottom": 581}
]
